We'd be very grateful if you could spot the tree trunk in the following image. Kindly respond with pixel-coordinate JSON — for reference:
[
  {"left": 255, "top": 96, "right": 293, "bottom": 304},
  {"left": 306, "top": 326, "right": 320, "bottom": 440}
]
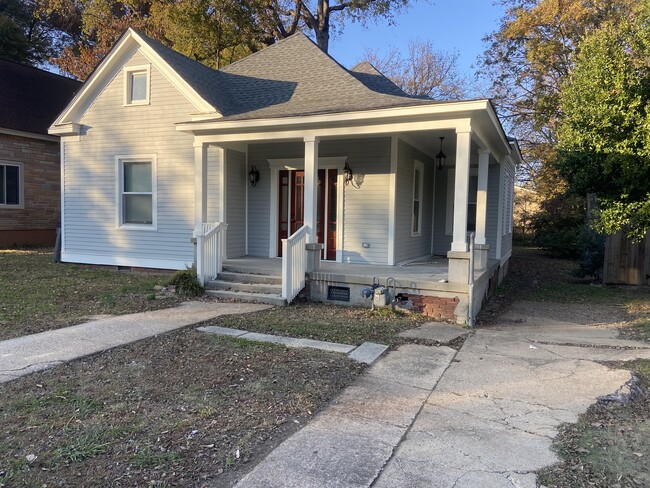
[{"left": 315, "top": 0, "right": 330, "bottom": 52}]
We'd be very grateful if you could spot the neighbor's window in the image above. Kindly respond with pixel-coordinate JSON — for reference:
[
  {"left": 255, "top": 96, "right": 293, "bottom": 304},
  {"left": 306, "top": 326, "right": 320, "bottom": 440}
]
[
  {"left": 0, "top": 163, "right": 22, "bottom": 207},
  {"left": 118, "top": 157, "right": 156, "bottom": 228},
  {"left": 124, "top": 65, "right": 150, "bottom": 105},
  {"left": 412, "top": 160, "right": 424, "bottom": 235}
]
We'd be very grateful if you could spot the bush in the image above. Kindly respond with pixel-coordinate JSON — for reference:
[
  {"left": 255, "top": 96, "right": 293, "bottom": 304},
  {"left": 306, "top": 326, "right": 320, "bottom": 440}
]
[
  {"left": 574, "top": 224, "right": 605, "bottom": 280},
  {"left": 532, "top": 193, "right": 586, "bottom": 258},
  {"left": 169, "top": 267, "right": 204, "bottom": 296}
]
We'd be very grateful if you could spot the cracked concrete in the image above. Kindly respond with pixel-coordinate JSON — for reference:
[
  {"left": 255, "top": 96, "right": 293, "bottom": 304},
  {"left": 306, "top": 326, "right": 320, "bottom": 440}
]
[
  {"left": 0, "top": 301, "right": 269, "bottom": 383},
  {"left": 230, "top": 302, "right": 649, "bottom": 488}
]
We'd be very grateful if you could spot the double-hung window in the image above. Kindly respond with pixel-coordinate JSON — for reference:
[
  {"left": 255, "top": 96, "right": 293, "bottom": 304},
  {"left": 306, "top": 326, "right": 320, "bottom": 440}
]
[
  {"left": 0, "top": 162, "right": 22, "bottom": 207},
  {"left": 124, "top": 65, "right": 150, "bottom": 105},
  {"left": 117, "top": 156, "right": 156, "bottom": 228}
]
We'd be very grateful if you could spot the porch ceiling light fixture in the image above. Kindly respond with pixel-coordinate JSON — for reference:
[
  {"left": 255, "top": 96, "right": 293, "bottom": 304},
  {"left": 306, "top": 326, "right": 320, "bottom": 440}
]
[
  {"left": 436, "top": 137, "right": 447, "bottom": 170},
  {"left": 343, "top": 162, "right": 360, "bottom": 189},
  {"left": 249, "top": 165, "right": 260, "bottom": 187}
]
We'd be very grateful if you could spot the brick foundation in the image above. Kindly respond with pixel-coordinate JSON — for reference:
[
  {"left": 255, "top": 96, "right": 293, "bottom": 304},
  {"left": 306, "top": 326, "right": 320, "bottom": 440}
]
[{"left": 401, "top": 294, "right": 460, "bottom": 320}]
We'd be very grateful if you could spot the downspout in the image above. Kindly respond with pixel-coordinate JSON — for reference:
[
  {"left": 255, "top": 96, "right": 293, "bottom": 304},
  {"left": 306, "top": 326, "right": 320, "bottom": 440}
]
[{"left": 468, "top": 232, "right": 475, "bottom": 328}]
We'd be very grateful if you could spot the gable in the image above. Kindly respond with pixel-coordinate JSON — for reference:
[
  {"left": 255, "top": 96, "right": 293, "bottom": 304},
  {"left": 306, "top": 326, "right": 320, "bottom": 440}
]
[{"left": 51, "top": 30, "right": 218, "bottom": 132}]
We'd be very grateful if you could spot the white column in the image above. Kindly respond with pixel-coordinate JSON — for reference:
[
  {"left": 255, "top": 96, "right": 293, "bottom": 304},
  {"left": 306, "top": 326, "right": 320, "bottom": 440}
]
[
  {"left": 451, "top": 129, "right": 472, "bottom": 252},
  {"left": 475, "top": 149, "right": 490, "bottom": 245},
  {"left": 194, "top": 142, "right": 208, "bottom": 229},
  {"left": 303, "top": 136, "right": 319, "bottom": 243}
]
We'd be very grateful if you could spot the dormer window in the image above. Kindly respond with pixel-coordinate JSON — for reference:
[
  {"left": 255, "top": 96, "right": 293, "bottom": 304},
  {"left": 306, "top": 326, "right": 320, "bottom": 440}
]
[{"left": 124, "top": 65, "right": 150, "bottom": 105}]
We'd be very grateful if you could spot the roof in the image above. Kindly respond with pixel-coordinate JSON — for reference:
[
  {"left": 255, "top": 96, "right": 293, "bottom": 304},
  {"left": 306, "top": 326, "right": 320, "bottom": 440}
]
[
  {"left": 0, "top": 58, "right": 81, "bottom": 136},
  {"left": 139, "top": 31, "right": 435, "bottom": 121}
]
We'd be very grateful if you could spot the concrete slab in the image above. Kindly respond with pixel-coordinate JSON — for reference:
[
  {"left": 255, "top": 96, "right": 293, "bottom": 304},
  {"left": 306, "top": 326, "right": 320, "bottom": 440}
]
[
  {"left": 196, "top": 325, "right": 247, "bottom": 337},
  {"left": 399, "top": 321, "right": 469, "bottom": 343},
  {"left": 239, "top": 332, "right": 299, "bottom": 346},
  {"left": 367, "top": 344, "right": 456, "bottom": 390},
  {"left": 293, "top": 337, "right": 356, "bottom": 354},
  {"left": 0, "top": 302, "right": 269, "bottom": 383},
  {"left": 348, "top": 342, "right": 388, "bottom": 364},
  {"left": 232, "top": 344, "right": 456, "bottom": 488}
]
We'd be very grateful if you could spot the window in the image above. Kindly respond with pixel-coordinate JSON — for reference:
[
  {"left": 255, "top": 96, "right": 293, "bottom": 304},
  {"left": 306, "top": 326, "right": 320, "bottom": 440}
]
[
  {"left": 117, "top": 156, "right": 156, "bottom": 228},
  {"left": 0, "top": 162, "right": 22, "bottom": 207},
  {"left": 412, "top": 160, "right": 424, "bottom": 235},
  {"left": 124, "top": 65, "right": 150, "bottom": 105}
]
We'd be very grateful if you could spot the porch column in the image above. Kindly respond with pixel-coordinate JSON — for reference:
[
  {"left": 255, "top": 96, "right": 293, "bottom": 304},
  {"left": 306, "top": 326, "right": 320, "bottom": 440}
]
[
  {"left": 194, "top": 142, "right": 208, "bottom": 229},
  {"left": 303, "top": 136, "right": 319, "bottom": 243},
  {"left": 475, "top": 149, "right": 489, "bottom": 245},
  {"left": 451, "top": 129, "right": 472, "bottom": 252}
]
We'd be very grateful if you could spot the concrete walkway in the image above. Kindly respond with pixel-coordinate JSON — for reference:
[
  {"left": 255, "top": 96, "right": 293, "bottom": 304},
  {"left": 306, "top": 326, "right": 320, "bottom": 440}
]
[
  {"left": 232, "top": 308, "right": 650, "bottom": 488},
  {"left": 0, "top": 301, "right": 268, "bottom": 383}
]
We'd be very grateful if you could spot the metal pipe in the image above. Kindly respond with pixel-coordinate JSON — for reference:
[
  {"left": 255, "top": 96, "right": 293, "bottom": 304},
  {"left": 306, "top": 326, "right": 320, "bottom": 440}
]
[{"left": 468, "top": 232, "right": 475, "bottom": 328}]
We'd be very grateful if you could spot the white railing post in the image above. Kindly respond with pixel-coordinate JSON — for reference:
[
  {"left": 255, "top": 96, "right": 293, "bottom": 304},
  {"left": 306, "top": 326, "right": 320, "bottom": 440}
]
[
  {"left": 281, "top": 225, "right": 309, "bottom": 303},
  {"left": 194, "top": 222, "right": 227, "bottom": 286}
]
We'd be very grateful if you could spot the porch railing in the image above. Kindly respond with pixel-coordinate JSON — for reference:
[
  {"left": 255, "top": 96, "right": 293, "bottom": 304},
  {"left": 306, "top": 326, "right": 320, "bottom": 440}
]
[
  {"left": 194, "top": 222, "right": 227, "bottom": 286},
  {"left": 281, "top": 225, "right": 309, "bottom": 303}
]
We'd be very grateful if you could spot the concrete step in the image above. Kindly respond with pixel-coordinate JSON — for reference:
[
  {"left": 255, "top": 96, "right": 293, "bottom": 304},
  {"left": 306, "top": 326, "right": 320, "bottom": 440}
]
[
  {"left": 206, "top": 289, "right": 287, "bottom": 307},
  {"left": 218, "top": 271, "right": 282, "bottom": 286},
  {"left": 206, "top": 280, "right": 282, "bottom": 295}
]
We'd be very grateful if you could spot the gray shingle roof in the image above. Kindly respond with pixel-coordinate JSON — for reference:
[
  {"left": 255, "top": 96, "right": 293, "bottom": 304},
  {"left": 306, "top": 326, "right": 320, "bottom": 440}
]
[
  {"left": 138, "top": 31, "right": 435, "bottom": 121},
  {"left": 348, "top": 61, "right": 410, "bottom": 97},
  {"left": 0, "top": 58, "right": 81, "bottom": 135}
]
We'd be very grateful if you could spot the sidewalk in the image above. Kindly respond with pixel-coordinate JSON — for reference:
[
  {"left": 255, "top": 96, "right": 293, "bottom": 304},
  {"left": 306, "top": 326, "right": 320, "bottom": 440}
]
[
  {"left": 231, "top": 308, "right": 650, "bottom": 488},
  {"left": 0, "top": 301, "right": 268, "bottom": 383}
]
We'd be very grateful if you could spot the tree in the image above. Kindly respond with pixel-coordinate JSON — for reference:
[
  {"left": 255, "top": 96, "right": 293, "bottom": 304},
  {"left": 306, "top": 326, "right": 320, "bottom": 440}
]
[
  {"left": 556, "top": 16, "right": 650, "bottom": 240},
  {"left": 480, "top": 0, "right": 643, "bottom": 187},
  {"left": 362, "top": 39, "right": 465, "bottom": 100}
]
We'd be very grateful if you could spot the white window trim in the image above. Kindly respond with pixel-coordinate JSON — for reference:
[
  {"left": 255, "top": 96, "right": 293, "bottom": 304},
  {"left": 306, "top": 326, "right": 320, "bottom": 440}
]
[
  {"left": 0, "top": 160, "right": 24, "bottom": 209},
  {"left": 123, "top": 64, "right": 151, "bottom": 106},
  {"left": 115, "top": 154, "right": 157, "bottom": 230},
  {"left": 411, "top": 159, "right": 424, "bottom": 236}
]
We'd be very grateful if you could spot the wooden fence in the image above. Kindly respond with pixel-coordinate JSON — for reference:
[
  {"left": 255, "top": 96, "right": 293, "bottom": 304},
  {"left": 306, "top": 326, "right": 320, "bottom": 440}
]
[{"left": 603, "top": 230, "right": 650, "bottom": 285}]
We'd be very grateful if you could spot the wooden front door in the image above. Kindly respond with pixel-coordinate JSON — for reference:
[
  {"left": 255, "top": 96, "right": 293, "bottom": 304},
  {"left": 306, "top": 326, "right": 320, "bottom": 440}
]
[{"left": 278, "top": 169, "right": 337, "bottom": 259}]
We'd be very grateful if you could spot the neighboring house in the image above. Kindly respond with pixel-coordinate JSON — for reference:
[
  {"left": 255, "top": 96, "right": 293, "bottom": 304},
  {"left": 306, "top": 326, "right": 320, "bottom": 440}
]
[
  {"left": 513, "top": 185, "right": 541, "bottom": 240},
  {"left": 0, "top": 59, "right": 81, "bottom": 247},
  {"left": 49, "top": 29, "right": 520, "bottom": 322}
]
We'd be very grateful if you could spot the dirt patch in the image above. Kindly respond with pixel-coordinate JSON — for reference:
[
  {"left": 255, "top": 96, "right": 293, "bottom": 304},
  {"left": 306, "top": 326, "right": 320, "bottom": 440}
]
[{"left": 0, "top": 328, "right": 364, "bottom": 487}]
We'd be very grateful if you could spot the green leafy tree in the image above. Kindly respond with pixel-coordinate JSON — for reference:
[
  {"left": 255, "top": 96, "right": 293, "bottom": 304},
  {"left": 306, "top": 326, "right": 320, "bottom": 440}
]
[{"left": 556, "top": 16, "right": 650, "bottom": 240}]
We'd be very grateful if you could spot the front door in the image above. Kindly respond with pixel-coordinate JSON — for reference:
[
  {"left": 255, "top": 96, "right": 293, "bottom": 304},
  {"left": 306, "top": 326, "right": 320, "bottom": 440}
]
[{"left": 278, "top": 169, "right": 337, "bottom": 259}]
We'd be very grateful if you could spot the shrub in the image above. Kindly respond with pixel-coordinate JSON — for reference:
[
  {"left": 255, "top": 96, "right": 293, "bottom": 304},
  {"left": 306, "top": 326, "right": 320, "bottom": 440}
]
[{"left": 169, "top": 267, "right": 204, "bottom": 296}]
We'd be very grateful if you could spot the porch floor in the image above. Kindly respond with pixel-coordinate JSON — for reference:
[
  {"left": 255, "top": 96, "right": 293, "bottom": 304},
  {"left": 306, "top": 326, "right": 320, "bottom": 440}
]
[{"left": 223, "top": 256, "right": 450, "bottom": 283}]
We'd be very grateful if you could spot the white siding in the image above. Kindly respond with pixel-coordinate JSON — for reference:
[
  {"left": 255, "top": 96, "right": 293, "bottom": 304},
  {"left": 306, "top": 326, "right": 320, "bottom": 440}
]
[
  {"left": 62, "top": 49, "right": 199, "bottom": 269},
  {"left": 394, "top": 139, "right": 434, "bottom": 263},
  {"left": 432, "top": 168, "right": 452, "bottom": 254},
  {"left": 206, "top": 145, "right": 221, "bottom": 223},
  {"left": 226, "top": 149, "right": 246, "bottom": 258},
  {"left": 321, "top": 138, "right": 391, "bottom": 264},
  {"left": 486, "top": 163, "right": 500, "bottom": 259}
]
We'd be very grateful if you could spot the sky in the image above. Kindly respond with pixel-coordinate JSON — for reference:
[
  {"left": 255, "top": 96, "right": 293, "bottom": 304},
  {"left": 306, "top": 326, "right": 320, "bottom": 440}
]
[{"left": 328, "top": 1, "right": 507, "bottom": 78}]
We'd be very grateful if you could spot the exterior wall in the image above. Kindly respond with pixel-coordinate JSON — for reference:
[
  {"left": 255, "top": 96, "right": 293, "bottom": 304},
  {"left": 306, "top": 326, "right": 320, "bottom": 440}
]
[
  {"left": 206, "top": 145, "right": 221, "bottom": 223},
  {"left": 0, "top": 133, "right": 60, "bottom": 247},
  {"left": 247, "top": 137, "right": 392, "bottom": 265},
  {"left": 486, "top": 163, "right": 501, "bottom": 259},
  {"left": 394, "top": 139, "right": 434, "bottom": 263},
  {"left": 432, "top": 167, "right": 452, "bottom": 255},
  {"left": 226, "top": 149, "right": 246, "bottom": 258},
  {"left": 62, "top": 49, "right": 198, "bottom": 269}
]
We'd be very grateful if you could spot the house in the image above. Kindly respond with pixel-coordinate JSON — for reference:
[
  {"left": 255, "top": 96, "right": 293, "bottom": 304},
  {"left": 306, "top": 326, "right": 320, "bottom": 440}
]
[
  {"left": 0, "top": 59, "right": 81, "bottom": 247},
  {"left": 49, "top": 29, "right": 520, "bottom": 323}
]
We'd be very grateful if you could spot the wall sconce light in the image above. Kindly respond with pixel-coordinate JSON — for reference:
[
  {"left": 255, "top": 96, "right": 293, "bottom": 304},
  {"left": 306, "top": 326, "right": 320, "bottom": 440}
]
[
  {"left": 436, "top": 137, "right": 447, "bottom": 170},
  {"left": 343, "top": 162, "right": 360, "bottom": 188},
  {"left": 249, "top": 165, "right": 260, "bottom": 187}
]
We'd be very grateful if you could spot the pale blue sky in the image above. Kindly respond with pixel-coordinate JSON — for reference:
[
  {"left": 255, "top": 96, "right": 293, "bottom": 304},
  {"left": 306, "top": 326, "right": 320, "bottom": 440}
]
[{"left": 328, "top": 0, "right": 507, "bottom": 77}]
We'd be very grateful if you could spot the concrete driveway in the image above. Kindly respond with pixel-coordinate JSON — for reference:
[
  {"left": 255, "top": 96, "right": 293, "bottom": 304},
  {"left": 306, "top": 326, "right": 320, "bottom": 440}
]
[{"left": 232, "top": 301, "right": 650, "bottom": 488}]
